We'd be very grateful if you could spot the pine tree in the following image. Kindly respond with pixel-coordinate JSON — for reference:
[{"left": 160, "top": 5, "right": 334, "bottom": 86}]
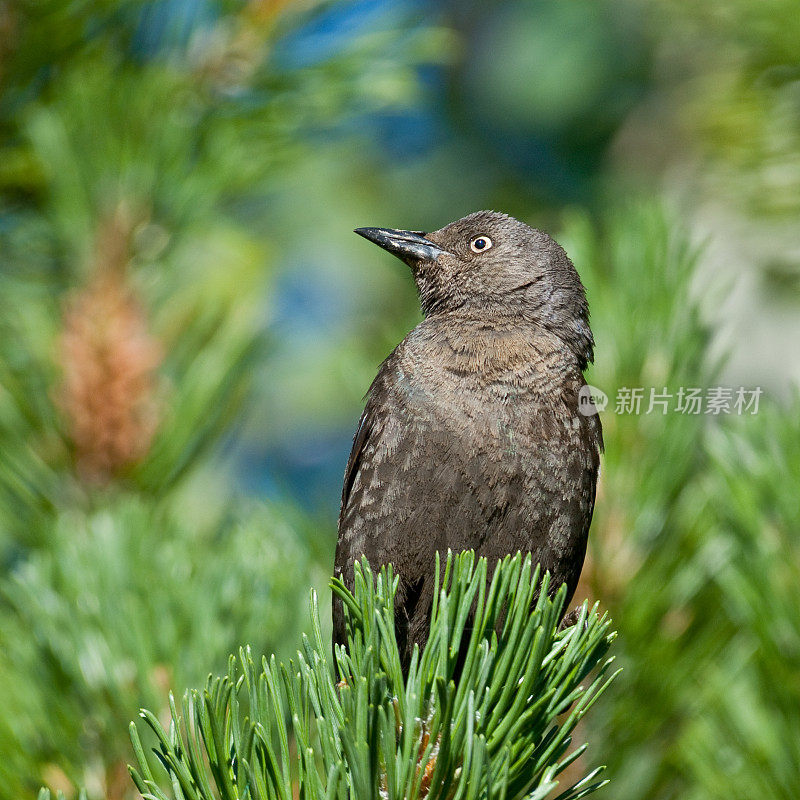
[
  {"left": 127, "top": 552, "right": 618, "bottom": 800},
  {"left": 561, "top": 205, "right": 800, "bottom": 800},
  {"left": 0, "top": 2, "right": 444, "bottom": 796}
]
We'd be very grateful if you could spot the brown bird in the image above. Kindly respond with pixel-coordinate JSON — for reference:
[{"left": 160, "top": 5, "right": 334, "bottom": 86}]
[{"left": 333, "top": 211, "right": 602, "bottom": 667}]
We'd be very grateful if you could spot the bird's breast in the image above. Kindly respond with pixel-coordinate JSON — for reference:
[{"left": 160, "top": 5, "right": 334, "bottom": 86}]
[{"left": 394, "top": 351, "right": 581, "bottom": 450}]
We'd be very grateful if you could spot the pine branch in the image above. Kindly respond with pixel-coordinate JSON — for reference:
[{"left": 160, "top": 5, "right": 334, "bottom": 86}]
[
  {"left": 129, "top": 551, "right": 618, "bottom": 800},
  {"left": 38, "top": 790, "right": 87, "bottom": 800}
]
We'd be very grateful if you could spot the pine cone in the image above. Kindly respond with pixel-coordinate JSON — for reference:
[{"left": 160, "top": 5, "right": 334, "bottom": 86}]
[{"left": 58, "top": 212, "right": 162, "bottom": 483}]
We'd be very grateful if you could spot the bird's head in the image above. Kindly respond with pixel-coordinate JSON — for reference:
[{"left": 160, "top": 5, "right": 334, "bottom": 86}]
[{"left": 355, "top": 210, "right": 594, "bottom": 367}]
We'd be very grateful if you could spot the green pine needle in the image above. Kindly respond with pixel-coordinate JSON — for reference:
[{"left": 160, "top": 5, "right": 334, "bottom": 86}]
[{"left": 129, "top": 551, "right": 617, "bottom": 800}]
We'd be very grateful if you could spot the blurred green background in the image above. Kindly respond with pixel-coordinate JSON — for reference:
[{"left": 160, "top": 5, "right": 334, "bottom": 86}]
[{"left": 1, "top": 0, "right": 799, "bottom": 797}]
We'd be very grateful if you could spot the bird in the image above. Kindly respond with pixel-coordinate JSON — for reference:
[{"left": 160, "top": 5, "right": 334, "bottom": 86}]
[{"left": 333, "top": 210, "right": 602, "bottom": 669}]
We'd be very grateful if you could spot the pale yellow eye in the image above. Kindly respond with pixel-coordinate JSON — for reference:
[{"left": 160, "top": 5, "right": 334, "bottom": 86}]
[{"left": 470, "top": 235, "right": 492, "bottom": 253}]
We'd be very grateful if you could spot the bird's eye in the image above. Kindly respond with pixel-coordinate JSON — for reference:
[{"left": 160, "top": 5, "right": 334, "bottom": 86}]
[{"left": 470, "top": 235, "right": 492, "bottom": 253}]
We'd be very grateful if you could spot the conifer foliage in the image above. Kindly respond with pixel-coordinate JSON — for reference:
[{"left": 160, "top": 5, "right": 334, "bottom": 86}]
[{"left": 128, "top": 552, "right": 617, "bottom": 800}]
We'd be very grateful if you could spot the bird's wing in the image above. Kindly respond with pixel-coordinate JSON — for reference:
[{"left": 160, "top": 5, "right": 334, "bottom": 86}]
[
  {"left": 334, "top": 375, "right": 392, "bottom": 652},
  {"left": 341, "top": 403, "right": 374, "bottom": 510}
]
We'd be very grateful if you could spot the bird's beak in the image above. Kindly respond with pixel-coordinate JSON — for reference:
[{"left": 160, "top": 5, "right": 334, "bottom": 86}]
[{"left": 354, "top": 227, "right": 448, "bottom": 263}]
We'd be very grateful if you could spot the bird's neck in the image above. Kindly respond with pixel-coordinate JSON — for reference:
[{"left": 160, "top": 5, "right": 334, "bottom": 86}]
[
  {"left": 421, "top": 293, "right": 594, "bottom": 371},
  {"left": 410, "top": 315, "right": 588, "bottom": 385}
]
